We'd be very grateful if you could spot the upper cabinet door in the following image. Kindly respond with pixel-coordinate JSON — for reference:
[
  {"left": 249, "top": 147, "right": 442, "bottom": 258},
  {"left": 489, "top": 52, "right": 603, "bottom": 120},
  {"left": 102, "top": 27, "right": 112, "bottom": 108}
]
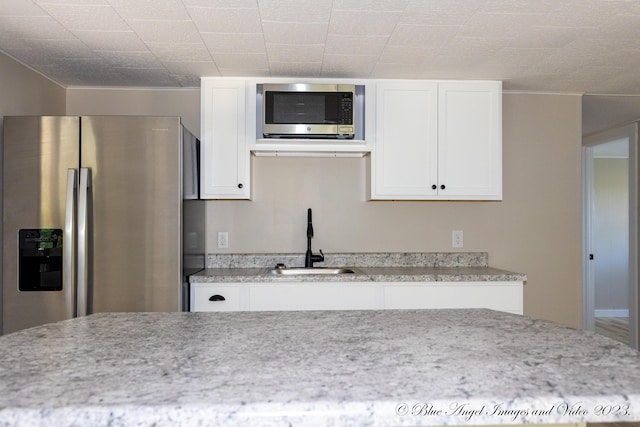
[
  {"left": 369, "top": 80, "right": 502, "bottom": 201},
  {"left": 437, "top": 81, "right": 502, "bottom": 200},
  {"left": 201, "top": 78, "right": 250, "bottom": 199},
  {"left": 371, "top": 81, "right": 439, "bottom": 199}
]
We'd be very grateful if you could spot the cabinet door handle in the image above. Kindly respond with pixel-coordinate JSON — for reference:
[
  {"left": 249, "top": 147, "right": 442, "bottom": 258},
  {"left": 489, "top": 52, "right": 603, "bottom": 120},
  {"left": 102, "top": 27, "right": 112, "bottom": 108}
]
[
  {"left": 209, "top": 294, "right": 226, "bottom": 301},
  {"left": 440, "top": 184, "right": 446, "bottom": 190},
  {"left": 237, "top": 183, "right": 243, "bottom": 189},
  {"left": 431, "top": 185, "right": 437, "bottom": 190}
]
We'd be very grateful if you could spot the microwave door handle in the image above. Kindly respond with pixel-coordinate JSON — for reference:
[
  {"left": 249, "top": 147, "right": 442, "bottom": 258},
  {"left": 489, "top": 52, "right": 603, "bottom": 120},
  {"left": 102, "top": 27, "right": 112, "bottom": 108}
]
[
  {"left": 77, "top": 168, "right": 90, "bottom": 317},
  {"left": 64, "top": 169, "right": 77, "bottom": 319}
]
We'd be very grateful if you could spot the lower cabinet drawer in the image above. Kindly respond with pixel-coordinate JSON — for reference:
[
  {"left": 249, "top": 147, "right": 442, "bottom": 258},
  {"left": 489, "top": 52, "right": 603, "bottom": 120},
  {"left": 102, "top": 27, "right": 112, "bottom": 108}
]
[
  {"left": 191, "top": 285, "right": 241, "bottom": 312},
  {"left": 249, "top": 284, "right": 382, "bottom": 311},
  {"left": 384, "top": 282, "right": 523, "bottom": 314}
]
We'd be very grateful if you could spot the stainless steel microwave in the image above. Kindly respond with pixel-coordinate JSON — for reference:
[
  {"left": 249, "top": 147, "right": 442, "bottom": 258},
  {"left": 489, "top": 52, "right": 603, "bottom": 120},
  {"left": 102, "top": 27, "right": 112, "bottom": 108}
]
[{"left": 262, "top": 83, "right": 356, "bottom": 139}]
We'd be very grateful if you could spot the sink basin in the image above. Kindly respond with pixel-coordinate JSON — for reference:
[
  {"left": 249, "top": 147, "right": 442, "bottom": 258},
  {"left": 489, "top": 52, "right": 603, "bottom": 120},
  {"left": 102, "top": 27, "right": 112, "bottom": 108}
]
[{"left": 263, "top": 267, "right": 361, "bottom": 275}]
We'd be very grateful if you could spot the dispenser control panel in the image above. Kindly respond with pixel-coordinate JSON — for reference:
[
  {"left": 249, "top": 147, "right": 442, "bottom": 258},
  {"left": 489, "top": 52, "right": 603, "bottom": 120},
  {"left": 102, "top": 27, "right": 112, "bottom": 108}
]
[{"left": 18, "top": 229, "right": 63, "bottom": 291}]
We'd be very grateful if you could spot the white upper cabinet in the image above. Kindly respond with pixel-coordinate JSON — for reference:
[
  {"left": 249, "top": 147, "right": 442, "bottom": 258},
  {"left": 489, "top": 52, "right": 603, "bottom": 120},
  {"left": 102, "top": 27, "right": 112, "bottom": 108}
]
[
  {"left": 437, "top": 82, "right": 502, "bottom": 199},
  {"left": 371, "top": 81, "right": 438, "bottom": 198},
  {"left": 199, "top": 77, "right": 501, "bottom": 201},
  {"left": 370, "top": 80, "right": 502, "bottom": 200},
  {"left": 201, "top": 78, "right": 250, "bottom": 199}
]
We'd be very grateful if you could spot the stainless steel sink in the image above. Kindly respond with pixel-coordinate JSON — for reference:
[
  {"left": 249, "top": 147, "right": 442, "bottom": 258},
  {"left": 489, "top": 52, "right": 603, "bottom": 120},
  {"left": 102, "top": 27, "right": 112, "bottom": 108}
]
[{"left": 263, "top": 267, "right": 361, "bottom": 275}]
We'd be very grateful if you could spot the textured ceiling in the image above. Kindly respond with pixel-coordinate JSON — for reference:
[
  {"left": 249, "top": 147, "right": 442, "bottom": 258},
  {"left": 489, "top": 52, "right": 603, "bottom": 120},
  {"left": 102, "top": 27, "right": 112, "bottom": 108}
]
[{"left": 2, "top": 0, "right": 640, "bottom": 94}]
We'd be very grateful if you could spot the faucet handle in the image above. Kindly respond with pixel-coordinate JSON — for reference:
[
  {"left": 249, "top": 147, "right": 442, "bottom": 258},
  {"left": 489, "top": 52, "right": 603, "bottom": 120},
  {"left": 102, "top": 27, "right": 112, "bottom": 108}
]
[{"left": 309, "top": 249, "right": 324, "bottom": 265}]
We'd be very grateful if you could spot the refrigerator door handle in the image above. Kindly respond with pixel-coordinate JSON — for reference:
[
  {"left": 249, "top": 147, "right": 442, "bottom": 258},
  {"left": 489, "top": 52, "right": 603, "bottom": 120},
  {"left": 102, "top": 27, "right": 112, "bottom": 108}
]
[
  {"left": 64, "top": 169, "right": 77, "bottom": 318},
  {"left": 77, "top": 168, "right": 90, "bottom": 317}
]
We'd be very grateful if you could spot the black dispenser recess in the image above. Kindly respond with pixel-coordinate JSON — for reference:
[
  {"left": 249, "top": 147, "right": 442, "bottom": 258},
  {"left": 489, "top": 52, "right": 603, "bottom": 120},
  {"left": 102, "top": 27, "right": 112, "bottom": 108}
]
[{"left": 18, "top": 229, "right": 63, "bottom": 291}]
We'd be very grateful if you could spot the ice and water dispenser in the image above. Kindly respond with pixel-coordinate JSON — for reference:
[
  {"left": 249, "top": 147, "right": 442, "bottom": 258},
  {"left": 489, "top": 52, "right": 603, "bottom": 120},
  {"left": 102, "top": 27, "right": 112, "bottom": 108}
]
[{"left": 18, "top": 229, "right": 63, "bottom": 291}]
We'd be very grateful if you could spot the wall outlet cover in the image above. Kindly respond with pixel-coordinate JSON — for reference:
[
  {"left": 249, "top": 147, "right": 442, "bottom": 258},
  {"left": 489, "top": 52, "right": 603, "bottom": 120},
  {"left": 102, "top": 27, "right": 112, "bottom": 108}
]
[
  {"left": 217, "top": 231, "right": 229, "bottom": 249},
  {"left": 452, "top": 230, "right": 464, "bottom": 248}
]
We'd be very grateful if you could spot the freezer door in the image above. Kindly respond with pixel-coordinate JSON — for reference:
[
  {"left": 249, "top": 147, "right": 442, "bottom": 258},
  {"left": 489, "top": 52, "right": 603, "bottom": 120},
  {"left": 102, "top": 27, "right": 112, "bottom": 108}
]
[
  {"left": 80, "top": 116, "right": 182, "bottom": 313},
  {"left": 2, "top": 116, "right": 80, "bottom": 335}
]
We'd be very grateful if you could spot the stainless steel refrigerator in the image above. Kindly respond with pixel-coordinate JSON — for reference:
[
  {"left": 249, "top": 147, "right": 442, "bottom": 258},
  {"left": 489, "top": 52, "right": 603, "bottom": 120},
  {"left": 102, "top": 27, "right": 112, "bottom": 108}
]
[{"left": 1, "top": 116, "right": 204, "bottom": 335}]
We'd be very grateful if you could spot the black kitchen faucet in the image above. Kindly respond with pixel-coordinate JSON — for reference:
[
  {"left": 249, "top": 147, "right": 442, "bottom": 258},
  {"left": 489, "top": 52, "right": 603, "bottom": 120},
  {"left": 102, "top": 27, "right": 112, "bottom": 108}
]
[{"left": 305, "top": 208, "right": 324, "bottom": 268}]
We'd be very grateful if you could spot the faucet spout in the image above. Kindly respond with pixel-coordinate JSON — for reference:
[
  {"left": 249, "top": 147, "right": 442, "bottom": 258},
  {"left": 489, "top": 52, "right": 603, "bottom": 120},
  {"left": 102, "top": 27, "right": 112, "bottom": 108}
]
[
  {"left": 304, "top": 208, "right": 324, "bottom": 268},
  {"left": 307, "top": 208, "right": 314, "bottom": 238}
]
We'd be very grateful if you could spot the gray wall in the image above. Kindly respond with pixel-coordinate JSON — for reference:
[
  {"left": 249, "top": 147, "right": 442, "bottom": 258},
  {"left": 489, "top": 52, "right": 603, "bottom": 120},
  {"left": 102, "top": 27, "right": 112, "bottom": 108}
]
[
  {"left": 68, "top": 88, "right": 584, "bottom": 329},
  {"left": 0, "top": 53, "right": 67, "bottom": 333},
  {"left": 0, "top": 55, "right": 66, "bottom": 118},
  {"left": 66, "top": 88, "right": 200, "bottom": 137},
  {"left": 593, "top": 157, "right": 629, "bottom": 312}
]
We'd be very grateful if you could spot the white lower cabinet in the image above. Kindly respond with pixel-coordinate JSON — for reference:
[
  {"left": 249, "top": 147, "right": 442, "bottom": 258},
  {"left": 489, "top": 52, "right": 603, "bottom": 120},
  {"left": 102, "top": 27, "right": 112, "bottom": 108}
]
[
  {"left": 249, "top": 283, "right": 381, "bottom": 311},
  {"left": 191, "top": 284, "right": 244, "bottom": 312},
  {"left": 384, "top": 282, "right": 523, "bottom": 315},
  {"left": 191, "top": 281, "right": 523, "bottom": 315}
]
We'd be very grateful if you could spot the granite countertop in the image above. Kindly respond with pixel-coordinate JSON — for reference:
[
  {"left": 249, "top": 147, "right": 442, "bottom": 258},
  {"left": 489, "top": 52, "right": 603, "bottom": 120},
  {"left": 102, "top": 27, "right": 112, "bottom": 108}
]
[
  {"left": 191, "top": 266, "right": 526, "bottom": 283},
  {"left": 190, "top": 252, "right": 527, "bottom": 283},
  {"left": 0, "top": 309, "right": 638, "bottom": 427}
]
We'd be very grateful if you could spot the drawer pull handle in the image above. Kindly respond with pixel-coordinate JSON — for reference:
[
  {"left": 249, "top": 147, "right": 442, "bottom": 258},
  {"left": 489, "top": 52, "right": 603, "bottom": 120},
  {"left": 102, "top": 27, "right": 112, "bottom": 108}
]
[{"left": 209, "top": 294, "right": 226, "bottom": 301}]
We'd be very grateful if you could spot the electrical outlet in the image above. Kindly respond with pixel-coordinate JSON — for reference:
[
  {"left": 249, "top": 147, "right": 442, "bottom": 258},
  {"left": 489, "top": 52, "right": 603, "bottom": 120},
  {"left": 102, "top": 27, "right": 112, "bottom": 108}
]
[
  {"left": 187, "top": 232, "right": 198, "bottom": 250},
  {"left": 452, "top": 230, "right": 463, "bottom": 248},
  {"left": 217, "top": 231, "right": 228, "bottom": 249}
]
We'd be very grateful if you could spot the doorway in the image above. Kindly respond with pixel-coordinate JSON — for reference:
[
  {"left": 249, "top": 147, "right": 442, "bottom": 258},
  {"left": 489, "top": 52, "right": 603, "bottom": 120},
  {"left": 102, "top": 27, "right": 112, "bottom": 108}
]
[{"left": 583, "top": 124, "right": 638, "bottom": 349}]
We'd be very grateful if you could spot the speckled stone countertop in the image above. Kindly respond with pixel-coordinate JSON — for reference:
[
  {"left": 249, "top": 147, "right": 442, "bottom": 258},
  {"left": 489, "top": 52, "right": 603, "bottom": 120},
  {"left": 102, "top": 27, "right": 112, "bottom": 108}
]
[
  {"left": 191, "top": 252, "right": 527, "bottom": 283},
  {"left": 1, "top": 309, "right": 638, "bottom": 427}
]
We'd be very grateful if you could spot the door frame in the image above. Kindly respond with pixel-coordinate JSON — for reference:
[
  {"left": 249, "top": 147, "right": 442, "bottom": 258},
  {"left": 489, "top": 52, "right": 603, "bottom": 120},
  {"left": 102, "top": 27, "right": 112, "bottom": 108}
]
[{"left": 582, "top": 123, "right": 638, "bottom": 349}]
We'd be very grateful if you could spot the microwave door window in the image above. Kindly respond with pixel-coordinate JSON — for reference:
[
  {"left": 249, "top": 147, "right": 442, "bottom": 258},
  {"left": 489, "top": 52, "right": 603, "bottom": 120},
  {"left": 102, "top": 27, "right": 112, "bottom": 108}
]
[{"left": 269, "top": 92, "right": 338, "bottom": 124}]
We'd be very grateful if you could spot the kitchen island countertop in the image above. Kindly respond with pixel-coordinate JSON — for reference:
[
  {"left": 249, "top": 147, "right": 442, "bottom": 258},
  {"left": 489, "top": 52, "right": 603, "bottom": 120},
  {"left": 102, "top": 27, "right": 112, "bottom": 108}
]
[{"left": 0, "top": 309, "right": 638, "bottom": 426}]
